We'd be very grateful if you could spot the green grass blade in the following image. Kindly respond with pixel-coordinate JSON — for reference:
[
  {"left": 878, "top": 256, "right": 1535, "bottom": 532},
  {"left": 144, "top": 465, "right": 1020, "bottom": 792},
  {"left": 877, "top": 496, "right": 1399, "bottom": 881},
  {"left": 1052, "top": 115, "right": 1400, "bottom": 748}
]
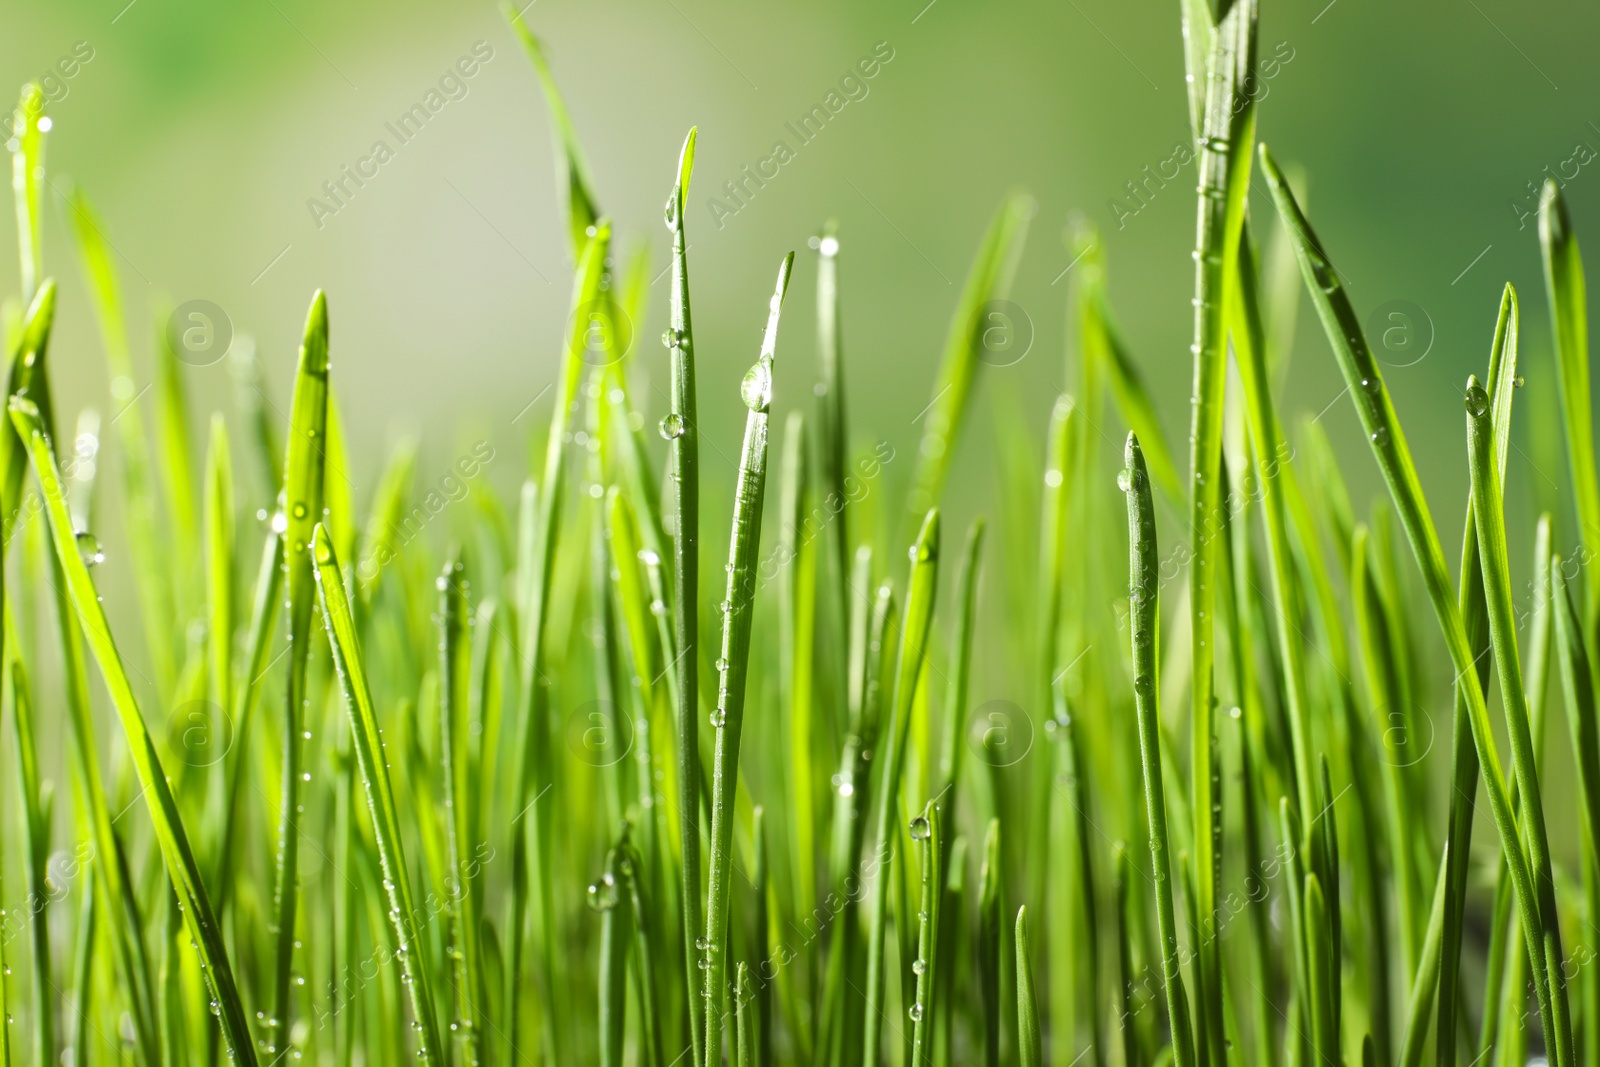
[
  {"left": 311, "top": 524, "right": 444, "bottom": 1065},
  {"left": 1261, "top": 144, "right": 1565, "bottom": 1063},
  {"left": 205, "top": 416, "right": 234, "bottom": 740},
  {"left": 1398, "top": 845, "right": 1449, "bottom": 1067},
  {"left": 703, "top": 251, "right": 794, "bottom": 1064},
  {"left": 6, "top": 653, "right": 52, "bottom": 1067},
  {"left": 1014, "top": 906, "right": 1041, "bottom": 1067},
  {"left": 979, "top": 819, "right": 1003, "bottom": 1067},
  {"left": 155, "top": 314, "right": 200, "bottom": 612},
  {"left": 1539, "top": 181, "right": 1600, "bottom": 616},
  {"left": 778, "top": 411, "right": 818, "bottom": 949},
  {"left": 906, "top": 193, "right": 1032, "bottom": 517},
  {"left": 1123, "top": 433, "right": 1196, "bottom": 1067},
  {"left": 910, "top": 804, "right": 943, "bottom": 1067},
  {"left": 11, "top": 84, "right": 45, "bottom": 301},
  {"left": 936, "top": 519, "right": 985, "bottom": 857},
  {"left": 440, "top": 553, "right": 486, "bottom": 1061},
  {"left": 271, "top": 290, "right": 330, "bottom": 1050},
  {"left": 812, "top": 220, "right": 853, "bottom": 677},
  {"left": 9, "top": 396, "right": 258, "bottom": 1066},
  {"left": 862, "top": 511, "right": 941, "bottom": 1066},
  {"left": 502, "top": 2, "right": 599, "bottom": 258},
  {"left": 662, "top": 128, "right": 705, "bottom": 1067}
]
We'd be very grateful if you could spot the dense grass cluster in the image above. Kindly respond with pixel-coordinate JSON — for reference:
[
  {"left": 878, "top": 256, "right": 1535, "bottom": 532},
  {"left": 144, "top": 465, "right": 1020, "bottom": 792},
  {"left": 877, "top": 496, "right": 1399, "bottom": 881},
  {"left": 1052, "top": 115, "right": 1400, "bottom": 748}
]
[{"left": 5, "top": 2, "right": 1600, "bottom": 1066}]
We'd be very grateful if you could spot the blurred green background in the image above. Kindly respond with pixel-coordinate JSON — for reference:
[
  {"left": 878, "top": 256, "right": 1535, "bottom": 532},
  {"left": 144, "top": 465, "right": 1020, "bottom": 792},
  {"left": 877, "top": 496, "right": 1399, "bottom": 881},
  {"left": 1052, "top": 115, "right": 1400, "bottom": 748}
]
[{"left": 4, "top": 0, "right": 1598, "bottom": 562}]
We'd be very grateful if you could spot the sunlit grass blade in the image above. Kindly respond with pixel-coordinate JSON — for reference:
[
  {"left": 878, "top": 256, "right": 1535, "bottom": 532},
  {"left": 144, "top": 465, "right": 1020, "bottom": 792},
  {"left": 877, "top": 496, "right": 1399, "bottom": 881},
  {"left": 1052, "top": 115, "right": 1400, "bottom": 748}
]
[
  {"left": 509, "top": 221, "right": 609, "bottom": 1065},
  {"left": 1122, "top": 433, "right": 1195, "bottom": 1067},
  {"left": 6, "top": 652, "right": 52, "bottom": 1067},
  {"left": 979, "top": 818, "right": 1003, "bottom": 1067},
  {"left": 155, "top": 311, "right": 200, "bottom": 613},
  {"left": 905, "top": 193, "right": 1032, "bottom": 517},
  {"left": 311, "top": 524, "right": 444, "bottom": 1064},
  {"left": 9, "top": 396, "right": 257, "bottom": 1065},
  {"left": 502, "top": 2, "right": 599, "bottom": 257},
  {"left": 271, "top": 290, "right": 330, "bottom": 1051},
  {"left": 65, "top": 188, "right": 178, "bottom": 695},
  {"left": 703, "top": 251, "right": 794, "bottom": 1063},
  {"left": 778, "top": 411, "right": 818, "bottom": 958},
  {"left": 861, "top": 511, "right": 940, "bottom": 1066}
]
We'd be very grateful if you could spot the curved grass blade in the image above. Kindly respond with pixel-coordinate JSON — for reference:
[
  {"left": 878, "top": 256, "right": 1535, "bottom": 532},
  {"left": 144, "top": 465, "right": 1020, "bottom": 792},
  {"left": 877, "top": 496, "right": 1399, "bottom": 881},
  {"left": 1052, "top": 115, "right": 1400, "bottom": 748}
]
[
  {"left": 1121, "top": 433, "right": 1195, "bottom": 1067},
  {"left": 312, "top": 523, "right": 445, "bottom": 1064},
  {"left": 1261, "top": 145, "right": 1566, "bottom": 1063},
  {"left": 1014, "top": 906, "right": 1041, "bottom": 1067},
  {"left": 861, "top": 511, "right": 941, "bottom": 1066},
  {"left": 503, "top": 2, "right": 599, "bottom": 258},
  {"left": 271, "top": 290, "right": 330, "bottom": 1051},
  {"left": 906, "top": 194, "right": 1032, "bottom": 517},
  {"left": 9, "top": 396, "right": 258, "bottom": 1066},
  {"left": 703, "top": 252, "right": 794, "bottom": 1064},
  {"left": 65, "top": 189, "right": 178, "bottom": 695}
]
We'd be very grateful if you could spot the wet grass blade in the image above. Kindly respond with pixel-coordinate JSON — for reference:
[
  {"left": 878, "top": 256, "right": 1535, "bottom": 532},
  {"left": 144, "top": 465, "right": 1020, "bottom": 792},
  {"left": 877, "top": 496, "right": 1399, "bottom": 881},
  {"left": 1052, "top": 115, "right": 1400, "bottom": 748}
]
[
  {"left": 906, "top": 194, "right": 1032, "bottom": 517},
  {"left": 440, "top": 553, "right": 486, "bottom": 1061},
  {"left": 9, "top": 396, "right": 258, "bottom": 1066},
  {"left": 1261, "top": 145, "right": 1565, "bottom": 1062},
  {"left": 910, "top": 803, "right": 943, "bottom": 1067},
  {"left": 862, "top": 510, "right": 941, "bottom": 1066},
  {"left": 311, "top": 524, "right": 444, "bottom": 1065},
  {"left": 662, "top": 129, "right": 705, "bottom": 1067},
  {"left": 272, "top": 290, "right": 330, "bottom": 1051},
  {"left": 1122, "top": 433, "right": 1196, "bottom": 1067},
  {"left": 703, "top": 252, "right": 794, "bottom": 1064}
]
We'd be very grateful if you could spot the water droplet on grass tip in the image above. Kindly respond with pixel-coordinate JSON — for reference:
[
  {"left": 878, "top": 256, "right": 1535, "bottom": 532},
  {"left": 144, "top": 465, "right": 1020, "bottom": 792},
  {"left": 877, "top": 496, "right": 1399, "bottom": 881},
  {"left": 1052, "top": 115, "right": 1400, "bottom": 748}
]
[{"left": 1465, "top": 385, "right": 1490, "bottom": 418}]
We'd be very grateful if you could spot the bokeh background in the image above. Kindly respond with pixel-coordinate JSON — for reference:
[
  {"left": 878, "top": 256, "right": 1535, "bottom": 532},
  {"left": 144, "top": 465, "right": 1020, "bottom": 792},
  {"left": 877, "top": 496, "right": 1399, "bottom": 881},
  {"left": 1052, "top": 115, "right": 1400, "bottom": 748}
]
[{"left": 3, "top": 0, "right": 1598, "bottom": 605}]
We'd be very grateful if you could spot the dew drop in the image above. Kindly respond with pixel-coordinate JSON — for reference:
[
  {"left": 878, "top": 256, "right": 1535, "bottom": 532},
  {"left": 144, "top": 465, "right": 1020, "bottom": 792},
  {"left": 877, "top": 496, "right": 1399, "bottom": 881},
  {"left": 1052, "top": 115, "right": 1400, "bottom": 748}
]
[
  {"left": 741, "top": 359, "right": 773, "bottom": 412},
  {"left": 659, "top": 413, "right": 685, "bottom": 440}
]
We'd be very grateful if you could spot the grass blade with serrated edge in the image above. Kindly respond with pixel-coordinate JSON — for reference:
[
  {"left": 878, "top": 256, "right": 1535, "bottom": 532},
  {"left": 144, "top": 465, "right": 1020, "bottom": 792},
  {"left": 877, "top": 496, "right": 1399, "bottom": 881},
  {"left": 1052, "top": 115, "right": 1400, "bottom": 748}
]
[
  {"left": 1540, "top": 182, "right": 1600, "bottom": 619},
  {"left": 440, "top": 553, "right": 486, "bottom": 1062},
  {"left": 9, "top": 395, "right": 258, "bottom": 1065},
  {"left": 311, "top": 524, "right": 444, "bottom": 1064},
  {"left": 1122, "top": 433, "right": 1196, "bottom": 1067},
  {"left": 1185, "top": 5, "right": 1257, "bottom": 1059},
  {"left": 1260, "top": 145, "right": 1567, "bottom": 1064},
  {"left": 1014, "top": 907, "right": 1041, "bottom": 1067},
  {"left": 703, "top": 252, "right": 793, "bottom": 1064},
  {"left": 905, "top": 194, "right": 1032, "bottom": 518},
  {"left": 508, "top": 222, "right": 609, "bottom": 1065},
  {"left": 910, "top": 803, "right": 943, "bottom": 1067},
  {"left": 503, "top": 3, "right": 599, "bottom": 259},
  {"left": 65, "top": 190, "right": 178, "bottom": 695},
  {"left": 661, "top": 128, "right": 705, "bottom": 1067},
  {"left": 271, "top": 290, "right": 330, "bottom": 1052},
  {"left": 861, "top": 511, "right": 940, "bottom": 1066}
]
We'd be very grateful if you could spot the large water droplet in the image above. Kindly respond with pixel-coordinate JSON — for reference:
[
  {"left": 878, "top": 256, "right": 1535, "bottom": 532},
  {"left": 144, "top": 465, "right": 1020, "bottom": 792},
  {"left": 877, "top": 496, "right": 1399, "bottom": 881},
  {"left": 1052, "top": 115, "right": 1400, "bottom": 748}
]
[
  {"left": 659, "top": 413, "right": 685, "bottom": 440},
  {"left": 76, "top": 531, "right": 104, "bottom": 567},
  {"left": 741, "top": 359, "right": 773, "bottom": 412},
  {"left": 909, "top": 816, "right": 931, "bottom": 841}
]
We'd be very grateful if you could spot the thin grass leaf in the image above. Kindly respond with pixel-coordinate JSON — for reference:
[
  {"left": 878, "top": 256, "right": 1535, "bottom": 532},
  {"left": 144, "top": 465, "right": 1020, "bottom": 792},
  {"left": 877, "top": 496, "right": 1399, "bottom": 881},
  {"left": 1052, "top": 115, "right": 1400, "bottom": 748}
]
[
  {"left": 862, "top": 511, "right": 941, "bottom": 1066},
  {"left": 979, "top": 819, "right": 1003, "bottom": 1067},
  {"left": 1540, "top": 182, "right": 1600, "bottom": 616},
  {"left": 906, "top": 193, "right": 1032, "bottom": 517},
  {"left": 1122, "top": 433, "right": 1196, "bottom": 1067},
  {"left": 503, "top": 2, "right": 599, "bottom": 258},
  {"left": 812, "top": 220, "right": 853, "bottom": 677},
  {"left": 1398, "top": 844, "right": 1449, "bottom": 1067},
  {"left": 155, "top": 313, "right": 200, "bottom": 613},
  {"left": 9, "top": 396, "right": 258, "bottom": 1065},
  {"left": 1261, "top": 145, "right": 1567, "bottom": 1064},
  {"left": 910, "top": 803, "right": 943, "bottom": 1067},
  {"left": 6, "top": 654, "right": 51, "bottom": 1067},
  {"left": 11, "top": 84, "right": 45, "bottom": 301},
  {"left": 936, "top": 520, "right": 984, "bottom": 857},
  {"left": 703, "top": 252, "right": 794, "bottom": 1064},
  {"left": 271, "top": 290, "right": 331, "bottom": 1049},
  {"left": 1014, "top": 906, "right": 1041, "bottom": 1067},
  {"left": 311, "top": 524, "right": 445, "bottom": 1065},
  {"left": 778, "top": 411, "right": 819, "bottom": 949}
]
